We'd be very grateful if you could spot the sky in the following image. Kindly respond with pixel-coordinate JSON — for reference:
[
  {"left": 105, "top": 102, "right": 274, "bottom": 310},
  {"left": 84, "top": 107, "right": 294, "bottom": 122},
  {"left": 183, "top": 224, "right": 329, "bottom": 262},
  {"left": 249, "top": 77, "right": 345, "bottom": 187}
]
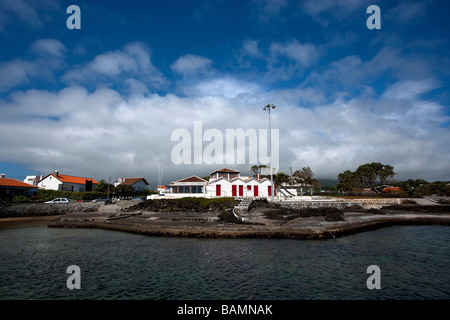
[{"left": 0, "top": 0, "right": 449, "bottom": 187}]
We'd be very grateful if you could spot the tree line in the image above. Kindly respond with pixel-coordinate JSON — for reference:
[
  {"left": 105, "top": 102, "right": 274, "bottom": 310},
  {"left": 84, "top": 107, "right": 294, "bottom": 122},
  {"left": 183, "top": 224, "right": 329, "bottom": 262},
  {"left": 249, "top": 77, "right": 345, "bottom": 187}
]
[
  {"left": 337, "top": 162, "right": 449, "bottom": 196},
  {"left": 252, "top": 162, "right": 449, "bottom": 197}
]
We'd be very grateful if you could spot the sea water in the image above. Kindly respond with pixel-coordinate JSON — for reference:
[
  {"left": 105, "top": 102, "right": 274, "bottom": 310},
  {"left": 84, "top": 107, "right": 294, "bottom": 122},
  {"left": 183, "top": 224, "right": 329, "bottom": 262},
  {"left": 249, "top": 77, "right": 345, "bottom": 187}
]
[{"left": 0, "top": 222, "right": 448, "bottom": 300}]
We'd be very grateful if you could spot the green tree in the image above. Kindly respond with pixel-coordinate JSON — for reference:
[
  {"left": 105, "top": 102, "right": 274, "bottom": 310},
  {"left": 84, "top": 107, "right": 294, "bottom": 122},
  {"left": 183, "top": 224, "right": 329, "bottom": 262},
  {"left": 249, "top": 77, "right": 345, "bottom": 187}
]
[
  {"left": 251, "top": 165, "right": 259, "bottom": 178},
  {"left": 355, "top": 162, "right": 395, "bottom": 192},
  {"left": 293, "top": 166, "right": 314, "bottom": 185},
  {"left": 337, "top": 170, "right": 361, "bottom": 192},
  {"left": 113, "top": 184, "right": 135, "bottom": 198},
  {"left": 274, "top": 172, "right": 290, "bottom": 186},
  {"left": 94, "top": 179, "right": 113, "bottom": 193}
]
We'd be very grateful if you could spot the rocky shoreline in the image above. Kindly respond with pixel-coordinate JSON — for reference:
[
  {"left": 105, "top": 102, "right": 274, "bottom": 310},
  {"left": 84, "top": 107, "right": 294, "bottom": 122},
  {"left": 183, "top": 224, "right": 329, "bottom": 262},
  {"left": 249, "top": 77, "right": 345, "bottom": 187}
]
[
  {"left": 1, "top": 198, "right": 449, "bottom": 239},
  {"left": 43, "top": 198, "right": 450, "bottom": 240}
]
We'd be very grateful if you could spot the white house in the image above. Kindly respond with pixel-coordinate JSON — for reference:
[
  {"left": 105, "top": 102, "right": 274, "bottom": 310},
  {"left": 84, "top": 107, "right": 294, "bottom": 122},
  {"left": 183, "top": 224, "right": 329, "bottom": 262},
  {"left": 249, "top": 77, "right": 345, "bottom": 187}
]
[
  {"left": 165, "top": 176, "right": 208, "bottom": 197},
  {"left": 114, "top": 177, "right": 149, "bottom": 192},
  {"left": 164, "top": 168, "right": 276, "bottom": 199},
  {"left": 38, "top": 171, "right": 98, "bottom": 192},
  {"left": 23, "top": 175, "right": 42, "bottom": 186}
]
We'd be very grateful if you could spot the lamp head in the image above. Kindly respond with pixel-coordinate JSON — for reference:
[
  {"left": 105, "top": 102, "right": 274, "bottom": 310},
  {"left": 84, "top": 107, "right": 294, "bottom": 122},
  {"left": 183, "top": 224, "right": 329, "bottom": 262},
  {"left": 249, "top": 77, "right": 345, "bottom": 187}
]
[{"left": 263, "top": 104, "right": 276, "bottom": 110}]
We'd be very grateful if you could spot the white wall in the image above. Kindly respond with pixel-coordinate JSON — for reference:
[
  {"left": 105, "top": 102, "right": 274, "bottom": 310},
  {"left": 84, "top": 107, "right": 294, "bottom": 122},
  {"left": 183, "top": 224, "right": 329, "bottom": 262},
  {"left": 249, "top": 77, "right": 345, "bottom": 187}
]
[{"left": 38, "top": 175, "right": 62, "bottom": 190}]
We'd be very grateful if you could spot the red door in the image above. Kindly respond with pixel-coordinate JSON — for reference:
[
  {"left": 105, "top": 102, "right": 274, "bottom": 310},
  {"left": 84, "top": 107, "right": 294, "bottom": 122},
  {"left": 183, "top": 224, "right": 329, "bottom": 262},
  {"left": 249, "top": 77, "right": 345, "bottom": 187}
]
[
  {"left": 254, "top": 185, "right": 258, "bottom": 197},
  {"left": 232, "top": 185, "right": 237, "bottom": 197},
  {"left": 216, "top": 184, "right": 221, "bottom": 196},
  {"left": 268, "top": 186, "right": 272, "bottom": 197},
  {"left": 239, "top": 185, "right": 243, "bottom": 197}
]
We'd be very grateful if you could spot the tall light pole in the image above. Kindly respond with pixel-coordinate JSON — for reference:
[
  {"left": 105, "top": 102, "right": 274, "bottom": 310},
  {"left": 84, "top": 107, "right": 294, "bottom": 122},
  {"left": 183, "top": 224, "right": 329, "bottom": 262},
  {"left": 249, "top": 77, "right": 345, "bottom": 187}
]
[{"left": 263, "top": 104, "right": 276, "bottom": 202}]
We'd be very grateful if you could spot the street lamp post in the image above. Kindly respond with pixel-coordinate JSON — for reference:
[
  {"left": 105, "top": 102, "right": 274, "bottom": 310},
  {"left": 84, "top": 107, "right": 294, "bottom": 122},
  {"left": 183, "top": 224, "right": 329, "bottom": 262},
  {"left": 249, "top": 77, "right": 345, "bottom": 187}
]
[{"left": 263, "top": 104, "right": 276, "bottom": 202}]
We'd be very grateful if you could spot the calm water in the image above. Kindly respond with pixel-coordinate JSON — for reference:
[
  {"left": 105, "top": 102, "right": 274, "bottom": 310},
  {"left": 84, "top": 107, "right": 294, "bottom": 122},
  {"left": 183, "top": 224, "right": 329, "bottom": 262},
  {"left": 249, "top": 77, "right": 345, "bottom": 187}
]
[{"left": 0, "top": 222, "right": 449, "bottom": 300}]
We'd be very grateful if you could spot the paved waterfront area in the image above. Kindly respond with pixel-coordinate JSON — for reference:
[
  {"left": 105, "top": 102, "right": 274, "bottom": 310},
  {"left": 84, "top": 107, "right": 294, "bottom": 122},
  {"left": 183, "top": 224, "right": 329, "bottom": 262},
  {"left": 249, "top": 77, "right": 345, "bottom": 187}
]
[{"left": 47, "top": 202, "right": 450, "bottom": 239}]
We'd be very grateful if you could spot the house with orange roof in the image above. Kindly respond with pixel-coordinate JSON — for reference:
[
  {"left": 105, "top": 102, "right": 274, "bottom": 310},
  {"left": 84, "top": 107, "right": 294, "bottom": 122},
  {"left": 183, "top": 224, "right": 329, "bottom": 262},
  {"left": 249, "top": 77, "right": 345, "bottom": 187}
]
[
  {"left": 114, "top": 177, "right": 150, "bottom": 192},
  {"left": 37, "top": 171, "right": 98, "bottom": 192},
  {"left": 0, "top": 173, "right": 39, "bottom": 199}
]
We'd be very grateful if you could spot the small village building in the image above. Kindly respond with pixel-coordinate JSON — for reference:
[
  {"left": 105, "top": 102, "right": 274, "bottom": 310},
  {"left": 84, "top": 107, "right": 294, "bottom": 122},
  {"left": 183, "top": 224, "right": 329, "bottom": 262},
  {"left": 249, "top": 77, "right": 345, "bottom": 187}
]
[
  {"left": 114, "top": 177, "right": 149, "bottom": 192},
  {"left": 23, "top": 175, "right": 42, "bottom": 186},
  {"left": 0, "top": 174, "right": 39, "bottom": 199},
  {"left": 168, "top": 176, "right": 208, "bottom": 196},
  {"left": 38, "top": 171, "right": 98, "bottom": 192},
  {"left": 163, "top": 168, "right": 277, "bottom": 199},
  {"left": 209, "top": 168, "right": 240, "bottom": 180}
]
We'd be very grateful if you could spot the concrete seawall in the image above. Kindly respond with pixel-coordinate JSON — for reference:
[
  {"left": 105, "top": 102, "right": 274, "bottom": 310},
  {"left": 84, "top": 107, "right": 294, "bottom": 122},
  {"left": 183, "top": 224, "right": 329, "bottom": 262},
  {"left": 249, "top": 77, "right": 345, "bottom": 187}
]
[
  {"left": 278, "top": 198, "right": 405, "bottom": 210},
  {"left": 0, "top": 202, "right": 101, "bottom": 218}
]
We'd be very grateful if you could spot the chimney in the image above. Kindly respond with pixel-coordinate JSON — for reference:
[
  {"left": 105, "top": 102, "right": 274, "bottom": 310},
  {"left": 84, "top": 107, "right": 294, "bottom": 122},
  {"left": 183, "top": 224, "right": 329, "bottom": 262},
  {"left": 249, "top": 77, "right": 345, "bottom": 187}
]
[
  {"left": 54, "top": 170, "right": 59, "bottom": 177},
  {"left": 0, "top": 173, "right": 5, "bottom": 178}
]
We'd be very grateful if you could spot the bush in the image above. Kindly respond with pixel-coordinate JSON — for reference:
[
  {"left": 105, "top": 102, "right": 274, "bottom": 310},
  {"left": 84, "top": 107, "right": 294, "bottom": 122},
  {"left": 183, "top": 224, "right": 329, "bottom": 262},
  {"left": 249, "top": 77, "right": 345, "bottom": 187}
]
[
  {"left": 36, "top": 189, "right": 106, "bottom": 202},
  {"left": 11, "top": 195, "right": 31, "bottom": 203}
]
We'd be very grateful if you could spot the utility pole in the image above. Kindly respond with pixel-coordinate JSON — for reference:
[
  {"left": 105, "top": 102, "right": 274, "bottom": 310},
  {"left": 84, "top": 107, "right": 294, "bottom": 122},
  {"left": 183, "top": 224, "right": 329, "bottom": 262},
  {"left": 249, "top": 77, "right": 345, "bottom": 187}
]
[
  {"left": 107, "top": 176, "right": 111, "bottom": 199},
  {"left": 263, "top": 104, "right": 276, "bottom": 202},
  {"left": 289, "top": 166, "right": 293, "bottom": 186}
]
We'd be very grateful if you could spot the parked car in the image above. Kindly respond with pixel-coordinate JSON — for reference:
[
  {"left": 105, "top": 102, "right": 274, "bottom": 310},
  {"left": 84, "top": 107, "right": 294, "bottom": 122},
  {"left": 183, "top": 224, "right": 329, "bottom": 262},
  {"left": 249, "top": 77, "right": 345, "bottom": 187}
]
[
  {"left": 92, "top": 198, "right": 112, "bottom": 204},
  {"left": 131, "top": 197, "right": 146, "bottom": 201},
  {"left": 45, "top": 198, "right": 70, "bottom": 204}
]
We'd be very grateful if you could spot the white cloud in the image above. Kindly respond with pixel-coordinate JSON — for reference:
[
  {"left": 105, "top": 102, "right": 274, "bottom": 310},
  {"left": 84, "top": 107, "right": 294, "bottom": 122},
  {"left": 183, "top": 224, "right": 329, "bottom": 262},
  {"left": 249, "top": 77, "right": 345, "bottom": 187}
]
[
  {"left": 385, "top": 2, "right": 427, "bottom": 23},
  {"left": 250, "top": 0, "right": 288, "bottom": 21},
  {"left": 270, "top": 40, "right": 321, "bottom": 67},
  {"left": 190, "top": 77, "right": 261, "bottom": 99},
  {"left": 0, "top": 38, "right": 66, "bottom": 92},
  {"left": 171, "top": 54, "right": 213, "bottom": 76},
  {"left": 30, "top": 38, "right": 67, "bottom": 58},
  {"left": 1, "top": 78, "right": 449, "bottom": 185},
  {"left": 63, "top": 42, "right": 165, "bottom": 89},
  {"left": 0, "top": 59, "right": 38, "bottom": 92}
]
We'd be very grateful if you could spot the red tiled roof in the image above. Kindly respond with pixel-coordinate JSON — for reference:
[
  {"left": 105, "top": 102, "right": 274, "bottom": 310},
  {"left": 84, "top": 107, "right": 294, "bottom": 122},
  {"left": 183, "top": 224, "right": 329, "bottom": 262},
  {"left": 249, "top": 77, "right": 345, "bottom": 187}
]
[
  {"left": 46, "top": 173, "right": 98, "bottom": 185},
  {"left": 174, "top": 176, "right": 207, "bottom": 183},
  {"left": 0, "top": 178, "right": 39, "bottom": 188},
  {"left": 116, "top": 178, "right": 149, "bottom": 186},
  {"left": 209, "top": 167, "right": 240, "bottom": 175}
]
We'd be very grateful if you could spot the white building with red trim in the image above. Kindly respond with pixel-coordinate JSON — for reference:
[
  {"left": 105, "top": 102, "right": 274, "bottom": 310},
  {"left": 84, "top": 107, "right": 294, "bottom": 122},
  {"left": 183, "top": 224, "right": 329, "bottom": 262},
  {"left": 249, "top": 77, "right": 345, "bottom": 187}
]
[{"left": 164, "top": 168, "right": 276, "bottom": 199}]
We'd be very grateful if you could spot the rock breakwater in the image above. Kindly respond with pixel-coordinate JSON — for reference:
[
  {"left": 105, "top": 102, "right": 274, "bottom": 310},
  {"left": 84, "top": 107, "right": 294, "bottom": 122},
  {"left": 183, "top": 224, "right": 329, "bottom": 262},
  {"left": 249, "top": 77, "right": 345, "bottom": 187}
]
[{"left": 0, "top": 202, "right": 101, "bottom": 218}]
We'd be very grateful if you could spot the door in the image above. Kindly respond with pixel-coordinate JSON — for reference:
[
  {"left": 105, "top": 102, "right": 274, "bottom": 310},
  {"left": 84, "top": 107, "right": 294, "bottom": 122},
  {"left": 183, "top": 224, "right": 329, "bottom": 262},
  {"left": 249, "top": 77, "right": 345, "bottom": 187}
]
[
  {"left": 232, "top": 185, "right": 237, "bottom": 197},
  {"left": 268, "top": 186, "right": 272, "bottom": 197},
  {"left": 216, "top": 184, "right": 221, "bottom": 196},
  {"left": 254, "top": 185, "right": 258, "bottom": 197},
  {"left": 239, "top": 185, "right": 243, "bottom": 197}
]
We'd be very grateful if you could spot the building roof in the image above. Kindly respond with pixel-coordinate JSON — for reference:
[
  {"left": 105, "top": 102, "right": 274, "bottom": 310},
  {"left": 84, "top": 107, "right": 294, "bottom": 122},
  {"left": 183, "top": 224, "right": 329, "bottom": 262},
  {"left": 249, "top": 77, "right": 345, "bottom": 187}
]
[
  {"left": 0, "top": 178, "right": 39, "bottom": 188},
  {"left": 171, "top": 175, "right": 207, "bottom": 184},
  {"left": 44, "top": 173, "right": 98, "bottom": 185},
  {"left": 209, "top": 167, "right": 240, "bottom": 175},
  {"left": 116, "top": 178, "right": 149, "bottom": 186}
]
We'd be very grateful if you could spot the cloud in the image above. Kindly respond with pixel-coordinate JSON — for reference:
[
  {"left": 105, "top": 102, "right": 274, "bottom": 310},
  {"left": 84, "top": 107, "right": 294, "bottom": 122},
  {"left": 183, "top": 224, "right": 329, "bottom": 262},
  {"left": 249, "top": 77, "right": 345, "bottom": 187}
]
[
  {"left": 385, "top": 2, "right": 427, "bottom": 23},
  {"left": 301, "top": 0, "right": 364, "bottom": 24},
  {"left": 270, "top": 40, "right": 321, "bottom": 67},
  {"left": 30, "top": 38, "right": 67, "bottom": 58},
  {"left": 190, "top": 77, "right": 261, "bottom": 99},
  {"left": 63, "top": 42, "right": 165, "bottom": 90},
  {"left": 266, "top": 40, "right": 322, "bottom": 80},
  {"left": 0, "top": 38, "right": 66, "bottom": 92},
  {"left": 171, "top": 54, "right": 213, "bottom": 76},
  {"left": 0, "top": 0, "right": 60, "bottom": 32},
  {"left": 1, "top": 75, "right": 449, "bottom": 185},
  {"left": 250, "top": 0, "right": 288, "bottom": 21},
  {"left": 0, "top": 59, "right": 38, "bottom": 92}
]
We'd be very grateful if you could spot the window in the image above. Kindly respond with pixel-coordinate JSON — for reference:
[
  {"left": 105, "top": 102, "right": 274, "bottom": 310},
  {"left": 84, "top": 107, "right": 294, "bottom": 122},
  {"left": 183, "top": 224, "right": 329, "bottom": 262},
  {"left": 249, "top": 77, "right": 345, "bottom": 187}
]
[{"left": 247, "top": 185, "right": 252, "bottom": 190}]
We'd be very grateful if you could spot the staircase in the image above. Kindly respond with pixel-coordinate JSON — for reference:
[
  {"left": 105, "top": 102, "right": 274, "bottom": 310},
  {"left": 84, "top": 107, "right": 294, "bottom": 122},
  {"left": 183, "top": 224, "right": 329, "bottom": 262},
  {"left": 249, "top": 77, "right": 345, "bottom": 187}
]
[
  {"left": 233, "top": 197, "right": 253, "bottom": 222},
  {"left": 236, "top": 197, "right": 253, "bottom": 211}
]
